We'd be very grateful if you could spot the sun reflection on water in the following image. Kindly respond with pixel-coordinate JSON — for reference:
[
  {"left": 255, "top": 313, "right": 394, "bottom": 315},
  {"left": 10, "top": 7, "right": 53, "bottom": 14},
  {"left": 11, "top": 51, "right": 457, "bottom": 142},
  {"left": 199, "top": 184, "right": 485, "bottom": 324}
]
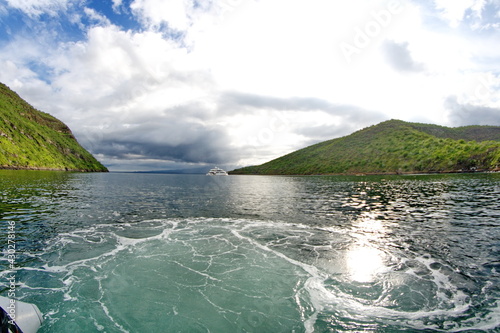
[
  {"left": 346, "top": 210, "right": 390, "bottom": 283},
  {"left": 346, "top": 246, "right": 386, "bottom": 283}
]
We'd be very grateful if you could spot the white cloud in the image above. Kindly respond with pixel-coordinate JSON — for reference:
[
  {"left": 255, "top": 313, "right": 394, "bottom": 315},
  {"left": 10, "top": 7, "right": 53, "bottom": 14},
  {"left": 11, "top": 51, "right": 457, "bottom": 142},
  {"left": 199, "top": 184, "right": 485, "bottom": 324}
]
[
  {"left": 84, "top": 7, "right": 111, "bottom": 26},
  {"left": 1, "top": 0, "right": 500, "bottom": 170},
  {"left": 446, "top": 95, "right": 500, "bottom": 126},
  {"left": 1, "top": 23, "right": 223, "bottom": 167},
  {"left": 383, "top": 40, "right": 425, "bottom": 72},
  {"left": 111, "top": 0, "right": 123, "bottom": 12},
  {"left": 4, "top": 0, "right": 71, "bottom": 16},
  {"left": 130, "top": 0, "right": 196, "bottom": 31},
  {"left": 433, "top": 0, "right": 486, "bottom": 27}
]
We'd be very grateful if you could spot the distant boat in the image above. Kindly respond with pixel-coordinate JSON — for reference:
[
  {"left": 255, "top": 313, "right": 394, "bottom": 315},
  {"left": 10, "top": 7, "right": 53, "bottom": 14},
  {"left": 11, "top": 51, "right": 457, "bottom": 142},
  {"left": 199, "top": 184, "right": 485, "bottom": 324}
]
[{"left": 206, "top": 167, "right": 228, "bottom": 176}]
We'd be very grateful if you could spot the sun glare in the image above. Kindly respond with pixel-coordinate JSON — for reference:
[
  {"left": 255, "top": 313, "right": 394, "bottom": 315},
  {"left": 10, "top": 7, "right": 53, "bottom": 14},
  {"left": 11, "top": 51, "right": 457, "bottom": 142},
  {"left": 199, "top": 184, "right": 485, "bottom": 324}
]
[{"left": 346, "top": 246, "right": 385, "bottom": 283}]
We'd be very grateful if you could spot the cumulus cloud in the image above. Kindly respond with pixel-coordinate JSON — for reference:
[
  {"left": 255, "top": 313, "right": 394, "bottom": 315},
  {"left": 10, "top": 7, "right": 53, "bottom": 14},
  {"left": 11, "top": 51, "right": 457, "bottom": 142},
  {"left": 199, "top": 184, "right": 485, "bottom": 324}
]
[
  {"left": 111, "top": 0, "right": 123, "bottom": 12},
  {"left": 218, "top": 92, "right": 387, "bottom": 146},
  {"left": 130, "top": 0, "right": 204, "bottom": 31},
  {"left": 0, "top": 22, "right": 224, "bottom": 169},
  {"left": 433, "top": 0, "right": 486, "bottom": 27},
  {"left": 4, "top": 0, "right": 72, "bottom": 17},
  {"left": 83, "top": 7, "right": 112, "bottom": 26},
  {"left": 432, "top": 0, "right": 500, "bottom": 30},
  {"left": 383, "top": 40, "right": 425, "bottom": 72},
  {"left": 446, "top": 95, "right": 500, "bottom": 126},
  {"left": 72, "top": 89, "right": 386, "bottom": 169},
  {"left": 65, "top": 99, "right": 242, "bottom": 169},
  {"left": 1, "top": 0, "right": 500, "bottom": 171}
]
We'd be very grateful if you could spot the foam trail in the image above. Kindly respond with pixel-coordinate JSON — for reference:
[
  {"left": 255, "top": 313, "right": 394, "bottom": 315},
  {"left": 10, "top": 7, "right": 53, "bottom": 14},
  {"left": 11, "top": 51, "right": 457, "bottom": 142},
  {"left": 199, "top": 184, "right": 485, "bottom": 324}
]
[
  {"left": 8, "top": 217, "right": 500, "bottom": 332},
  {"left": 230, "top": 226, "right": 328, "bottom": 333}
]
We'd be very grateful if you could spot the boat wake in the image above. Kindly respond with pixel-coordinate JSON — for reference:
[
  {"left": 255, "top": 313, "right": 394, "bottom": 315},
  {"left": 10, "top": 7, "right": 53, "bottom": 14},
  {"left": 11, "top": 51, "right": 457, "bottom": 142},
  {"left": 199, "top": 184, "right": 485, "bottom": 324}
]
[{"left": 5, "top": 218, "right": 500, "bottom": 332}]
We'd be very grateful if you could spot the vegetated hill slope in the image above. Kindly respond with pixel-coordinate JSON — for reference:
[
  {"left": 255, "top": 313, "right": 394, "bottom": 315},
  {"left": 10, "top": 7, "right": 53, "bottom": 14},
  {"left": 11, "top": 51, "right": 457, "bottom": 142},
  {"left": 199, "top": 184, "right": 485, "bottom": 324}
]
[
  {"left": 0, "top": 82, "right": 108, "bottom": 172},
  {"left": 230, "top": 119, "right": 500, "bottom": 175}
]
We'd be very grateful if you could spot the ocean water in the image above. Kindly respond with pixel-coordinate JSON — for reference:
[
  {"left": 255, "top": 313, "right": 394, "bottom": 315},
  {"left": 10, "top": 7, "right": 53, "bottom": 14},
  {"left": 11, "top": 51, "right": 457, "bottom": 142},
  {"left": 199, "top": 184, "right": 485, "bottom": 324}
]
[{"left": 1, "top": 170, "right": 500, "bottom": 332}]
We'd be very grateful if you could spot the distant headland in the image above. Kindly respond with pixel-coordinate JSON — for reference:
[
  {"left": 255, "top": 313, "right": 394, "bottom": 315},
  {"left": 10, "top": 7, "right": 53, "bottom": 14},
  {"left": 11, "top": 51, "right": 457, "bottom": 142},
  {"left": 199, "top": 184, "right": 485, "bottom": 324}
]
[{"left": 230, "top": 119, "right": 500, "bottom": 175}]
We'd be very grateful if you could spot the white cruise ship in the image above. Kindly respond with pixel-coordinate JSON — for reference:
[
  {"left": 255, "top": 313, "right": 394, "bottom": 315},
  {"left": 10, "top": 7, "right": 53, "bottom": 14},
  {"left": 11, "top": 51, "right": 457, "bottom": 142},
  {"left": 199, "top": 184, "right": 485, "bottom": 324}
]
[{"left": 206, "top": 167, "right": 228, "bottom": 176}]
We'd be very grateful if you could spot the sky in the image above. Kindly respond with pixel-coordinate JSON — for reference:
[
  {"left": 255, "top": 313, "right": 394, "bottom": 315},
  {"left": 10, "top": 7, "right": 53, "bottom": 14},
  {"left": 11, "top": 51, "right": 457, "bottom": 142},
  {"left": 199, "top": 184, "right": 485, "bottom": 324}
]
[{"left": 0, "top": 0, "right": 499, "bottom": 171}]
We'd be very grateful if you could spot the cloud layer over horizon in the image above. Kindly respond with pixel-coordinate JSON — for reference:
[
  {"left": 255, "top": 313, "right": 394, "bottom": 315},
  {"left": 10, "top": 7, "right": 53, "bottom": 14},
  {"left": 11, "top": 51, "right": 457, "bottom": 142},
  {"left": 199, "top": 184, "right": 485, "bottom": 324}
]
[{"left": 1, "top": 0, "right": 499, "bottom": 171}]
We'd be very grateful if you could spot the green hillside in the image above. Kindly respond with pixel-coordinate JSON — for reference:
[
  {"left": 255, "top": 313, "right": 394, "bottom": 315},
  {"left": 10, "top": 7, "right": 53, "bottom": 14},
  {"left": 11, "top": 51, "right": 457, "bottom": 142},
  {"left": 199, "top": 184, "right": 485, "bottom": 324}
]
[
  {"left": 0, "top": 82, "right": 108, "bottom": 172},
  {"left": 230, "top": 119, "right": 500, "bottom": 175}
]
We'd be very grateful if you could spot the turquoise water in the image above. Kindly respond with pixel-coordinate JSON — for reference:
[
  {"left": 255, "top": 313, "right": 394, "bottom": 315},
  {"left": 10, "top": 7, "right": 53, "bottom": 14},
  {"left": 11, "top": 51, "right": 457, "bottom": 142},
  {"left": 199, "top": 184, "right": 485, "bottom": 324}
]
[{"left": 1, "top": 171, "right": 500, "bottom": 332}]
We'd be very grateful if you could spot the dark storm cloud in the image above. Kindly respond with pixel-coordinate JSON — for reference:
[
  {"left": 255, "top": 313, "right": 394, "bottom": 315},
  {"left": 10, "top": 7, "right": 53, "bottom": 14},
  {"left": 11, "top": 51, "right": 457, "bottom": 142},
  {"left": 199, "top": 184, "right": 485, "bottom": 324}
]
[
  {"left": 446, "top": 95, "right": 500, "bottom": 126},
  {"left": 383, "top": 40, "right": 425, "bottom": 73},
  {"left": 97, "top": 135, "right": 228, "bottom": 164},
  {"left": 78, "top": 92, "right": 388, "bottom": 169},
  {"left": 82, "top": 113, "right": 239, "bottom": 165}
]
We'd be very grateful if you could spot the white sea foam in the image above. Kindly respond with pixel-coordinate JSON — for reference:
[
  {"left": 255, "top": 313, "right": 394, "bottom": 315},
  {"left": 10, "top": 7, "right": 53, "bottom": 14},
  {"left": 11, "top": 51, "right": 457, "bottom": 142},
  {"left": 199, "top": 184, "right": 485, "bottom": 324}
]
[
  {"left": 225, "top": 219, "right": 496, "bottom": 332},
  {"left": 13, "top": 217, "right": 499, "bottom": 332}
]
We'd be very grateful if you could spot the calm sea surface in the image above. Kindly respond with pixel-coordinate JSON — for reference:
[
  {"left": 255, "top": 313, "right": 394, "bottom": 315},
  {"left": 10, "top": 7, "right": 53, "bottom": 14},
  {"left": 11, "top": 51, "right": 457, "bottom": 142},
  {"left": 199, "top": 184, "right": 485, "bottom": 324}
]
[{"left": 1, "top": 170, "right": 500, "bottom": 332}]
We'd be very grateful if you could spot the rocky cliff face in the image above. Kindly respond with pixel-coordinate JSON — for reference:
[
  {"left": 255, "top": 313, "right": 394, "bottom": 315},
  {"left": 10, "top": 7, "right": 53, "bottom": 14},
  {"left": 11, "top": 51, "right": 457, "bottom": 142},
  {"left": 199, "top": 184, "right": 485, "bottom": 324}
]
[{"left": 0, "top": 82, "right": 108, "bottom": 172}]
